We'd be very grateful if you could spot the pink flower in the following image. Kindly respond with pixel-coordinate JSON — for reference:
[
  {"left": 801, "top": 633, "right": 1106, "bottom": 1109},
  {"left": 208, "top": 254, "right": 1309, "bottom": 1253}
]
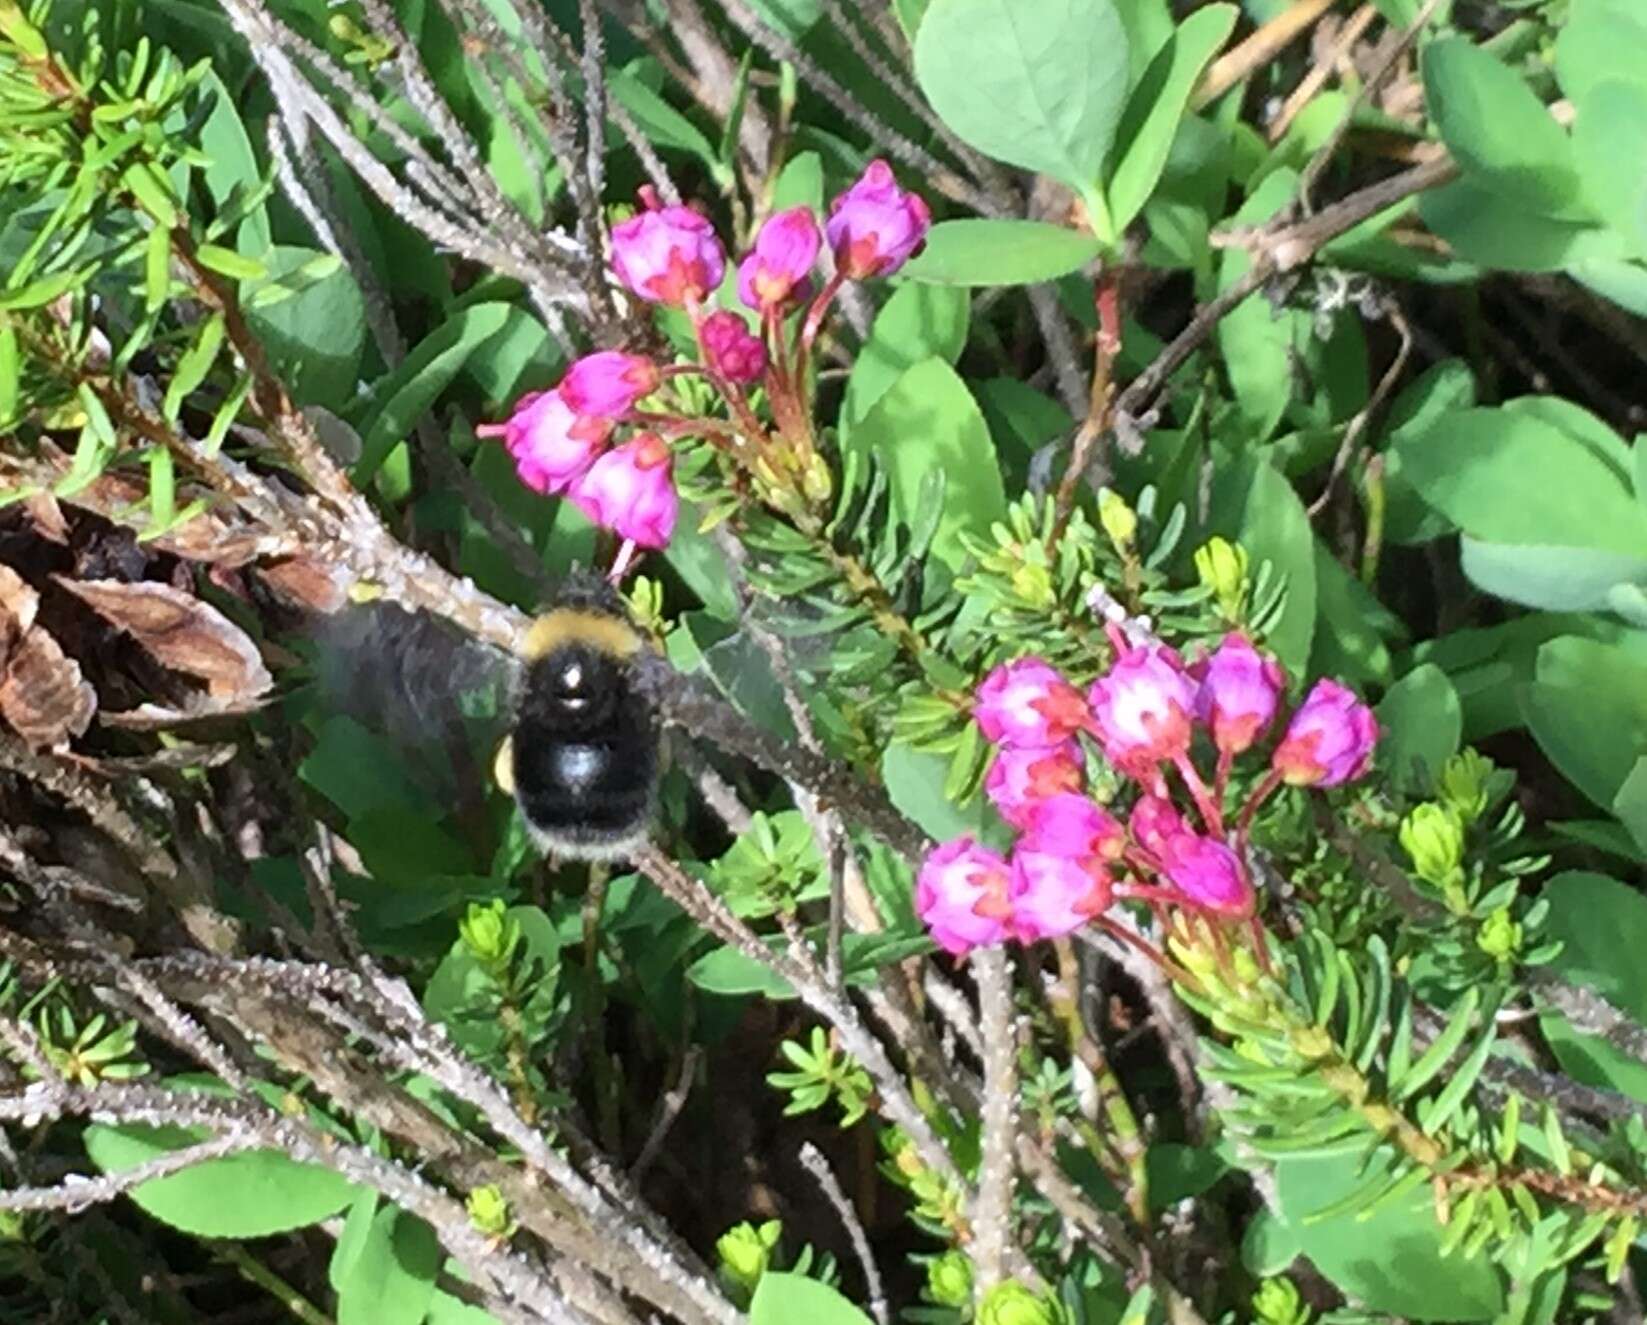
[
  {"left": 1271, "top": 679, "right": 1379, "bottom": 788},
  {"left": 738, "top": 206, "right": 821, "bottom": 311},
  {"left": 476, "top": 388, "right": 610, "bottom": 495},
  {"left": 824, "top": 159, "right": 932, "bottom": 280},
  {"left": 975, "top": 658, "right": 1090, "bottom": 749},
  {"left": 984, "top": 742, "right": 1085, "bottom": 829},
  {"left": 568, "top": 432, "right": 678, "bottom": 549},
  {"left": 916, "top": 838, "right": 1013, "bottom": 956},
  {"left": 699, "top": 310, "right": 767, "bottom": 385},
  {"left": 560, "top": 351, "right": 661, "bottom": 419},
  {"left": 1160, "top": 833, "right": 1252, "bottom": 917},
  {"left": 1009, "top": 848, "right": 1112, "bottom": 943},
  {"left": 1019, "top": 793, "right": 1124, "bottom": 864},
  {"left": 1194, "top": 633, "right": 1285, "bottom": 756},
  {"left": 610, "top": 203, "right": 726, "bottom": 306},
  {"left": 1128, "top": 795, "right": 1185, "bottom": 858},
  {"left": 1087, "top": 645, "right": 1195, "bottom": 774}
]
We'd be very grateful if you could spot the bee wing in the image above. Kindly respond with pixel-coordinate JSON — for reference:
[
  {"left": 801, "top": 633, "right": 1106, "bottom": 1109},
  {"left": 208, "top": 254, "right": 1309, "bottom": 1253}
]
[{"left": 300, "top": 601, "right": 522, "bottom": 803}]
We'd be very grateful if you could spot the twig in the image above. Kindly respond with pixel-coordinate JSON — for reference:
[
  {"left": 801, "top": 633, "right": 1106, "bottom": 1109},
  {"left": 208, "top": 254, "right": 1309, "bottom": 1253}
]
[
  {"left": 1305, "top": 298, "right": 1411, "bottom": 518},
  {"left": 1194, "top": 0, "right": 1339, "bottom": 111},
  {"left": 630, "top": 1046, "right": 703, "bottom": 1181},
  {"left": 799, "top": 1142, "right": 888, "bottom": 1325},
  {"left": 969, "top": 947, "right": 1017, "bottom": 1295},
  {"left": 1266, "top": 5, "right": 1378, "bottom": 144}
]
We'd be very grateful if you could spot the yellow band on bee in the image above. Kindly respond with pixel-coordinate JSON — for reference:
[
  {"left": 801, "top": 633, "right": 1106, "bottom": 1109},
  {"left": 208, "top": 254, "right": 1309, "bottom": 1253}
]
[{"left": 522, "top": 608, "right": 642, "bottom": 662}]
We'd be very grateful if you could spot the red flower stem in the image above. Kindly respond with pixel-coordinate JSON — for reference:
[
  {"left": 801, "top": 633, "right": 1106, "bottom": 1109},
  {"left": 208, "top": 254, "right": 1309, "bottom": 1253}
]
[
  {"left": 797, "top": 270, "right": 847, "bottom": 367},
  {"left": 1214, "top": 748, "right": 1234, "bottom": 806},
  {"left": 1246, "top": 915, "right": 1274, "bottom": 976},
  {"left": 1172, "top": 753, "right": 1225, "bottom": 838},
  {"left": 1236, "top": 767, "right": 1284, "bottom": 855},
  {"left": 625, "top": 410, "right": 746, "bottom": 447},
  {"left": 685, "top": 300, "right": 772, "bottom": 453},
  {"left": 658, "top": 364, "right": 709, "bottom": 381},
  {"left": 1113, "top": 882, "right": 1187, "bottom": 908}
]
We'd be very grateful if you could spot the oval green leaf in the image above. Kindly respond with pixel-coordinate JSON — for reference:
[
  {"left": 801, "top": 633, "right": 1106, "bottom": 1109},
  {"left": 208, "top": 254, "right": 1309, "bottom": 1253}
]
[
  {"left": 898, "top": 219, "right": 1101, "bottom": 286},
  {"left": 914, "top": 0, "right": 1130, "bottom": 201}
]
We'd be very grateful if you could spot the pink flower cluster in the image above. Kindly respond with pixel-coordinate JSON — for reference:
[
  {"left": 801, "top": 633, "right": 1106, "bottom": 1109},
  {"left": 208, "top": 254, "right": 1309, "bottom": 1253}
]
[
  {"left": 476, "top": 163, "right": 930, "bottom": 580},
  {"left": 916, "top": 631, "right": 1379, "bottom": 958}
]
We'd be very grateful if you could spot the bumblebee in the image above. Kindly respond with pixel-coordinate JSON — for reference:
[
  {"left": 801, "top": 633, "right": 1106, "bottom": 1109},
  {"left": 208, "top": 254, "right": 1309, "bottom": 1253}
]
[{"left": 492, "top": 573, "right": 659, "bottom": 860}]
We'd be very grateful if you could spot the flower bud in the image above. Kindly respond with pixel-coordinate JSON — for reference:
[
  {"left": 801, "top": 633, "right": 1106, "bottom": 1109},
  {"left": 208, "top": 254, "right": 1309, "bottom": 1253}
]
[
  {"left": 1398, "top": 803, "right": 1465, "bottom": 889},
  {"left": 1477, "top": 906, "right": 1522, "bottom": 961},
  {"left": 1128, "top": 794, "right": 1185, "bottom": 857},
  {"left": 984, "top": 743, "right": 1085, "bottom": 829},
  {"left": 916, "top": 838, "right": 1013, "bottom": 956},
  {"left": 925, "top": 1251, "right": 973, "bottom": 1307},
  {"left": 1193, "top": 633, "right": 1285, "bottom": 756},
  {"left": 610, "top": 202, "right": 726, "bottom": 306},
  {"left": 698, "top": 310, "right": 767, "bottom": 385},
  {"left": 1097, "top": 488, "right": 1137, "bottom": 552},
  {"left": 1195, "top": 536, "right": 1249, "bottom": 620},
  {"left": 715, "top": 1220, "right": 781, "bottom": 1295},
  {"left": 559, "top": 351, "right": 661, "bottom": 418},
  {"left": 1438, "top": 748, "right": 1493, "bottom": 825},
  {"left": 567, "top": 432, "right": 679, "bottom": 550},
  {"left": 1271, "top": 679, "right": 1378, "bottom": 787},
  {"left": 476, "top": 388, "right": 611, "bottom": 495},
  {"left": 466, "top": 1185, "right": 514, "bottom": 1238},
  {"left": 1160, "top": 833, "right": 1253, "bottom": 917},
  {"left": 978, "top": 1281, "right": 1061, "bottom": 1325},
  {"left": 1251, "top": 1277, "right": 1305, "bottom": 1325},
  {"left": 825, "top": 159, "right": 932, "bottom": 279},
  {"left": 1009, "top": 847, "right": 1113, "bottom": 942},
  {"left": 738, "top": 205, "right": 821, "bottom": 311},
  {"left": 974, "top": 658, "right": 1090, "bottom": 749},
  {"left": 459, "top": 900, "right": 519, "bottom": 968},
  {"left": 1087, "top": 645, "right": 1195, "bottom": 775}
]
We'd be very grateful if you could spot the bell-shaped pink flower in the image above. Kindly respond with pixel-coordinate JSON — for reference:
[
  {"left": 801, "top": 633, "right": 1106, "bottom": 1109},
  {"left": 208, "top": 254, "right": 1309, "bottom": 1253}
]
[
  {"left": 975, "top": 658, "right": 1090, "bottom": 749},
  {"left": 568, "top": 432, "right": 678, "bottom": 549},
  {"left": 984, "top": 742, "right": 1084, "bottom": 829},
  {"left": 1128, "top": 795, "right": 1185, "bottom": 858},
  {"left": 699, "top": 310, "right": 768, "bottom": 385},
  {"left": 476, "top": 388, "right": 611, "bottom": 495},
  {"left": 739, "top": 206, "right": 821, "bottom": 311},
  {"left": 1194, "top": 633, "right": 1286, "bottom": 756},
  {"left": 1088, "top": 645, "right": 1195, "bottom": 774},
  {"left": 1009, "top": 848, "right": 1112, "bottom": 943},
  {"left": 1160, "top": 833, "right": 1252, "bottom": 916},
  {"left": 1019, "top": 793, "right": 1125, "bottom": 863},
  {"left": 824, "top": 159, "right": 932, "bottom": 280},
  {"left": 610, "top": 204, "right": 726, "bottom": 306},
  {"left": 916, "top": 838, "right": 1013, "bottom": 956},
  {"left": 560, "top": 351, "right": 661, "bottom": 419},
  {"left": 1271, "top": 679, "right": 1379, "bottom": 787}
]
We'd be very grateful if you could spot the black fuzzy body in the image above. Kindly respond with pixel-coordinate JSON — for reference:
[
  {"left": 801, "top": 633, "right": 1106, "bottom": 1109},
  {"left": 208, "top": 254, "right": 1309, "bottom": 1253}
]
[{"left": 511, "top": 637, "right": 657, "bottom": 857}]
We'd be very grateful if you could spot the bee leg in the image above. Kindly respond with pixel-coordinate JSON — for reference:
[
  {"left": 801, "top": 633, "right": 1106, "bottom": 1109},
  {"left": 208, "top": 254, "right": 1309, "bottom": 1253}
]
[{"left": 492, "top": 734, "right": 516, "bottom": 795}]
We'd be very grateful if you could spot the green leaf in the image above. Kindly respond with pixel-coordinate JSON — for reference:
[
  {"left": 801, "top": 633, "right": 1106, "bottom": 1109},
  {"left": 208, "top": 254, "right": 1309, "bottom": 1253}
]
[
  {"left": 898, "top": 219, "right": 1101, "bottom": 286},
  {"left": 195, "top": 243, "right": 266, "bottom": 281},
  {"left": 1390, "top": 406, "right": 1647, "bottom": 556},
  {"left": 750, "top": 1272, "right": 873, "bottom": 1325},
  {"left": 1555, "top": 0, "right": 1647, "bottom": 108},
  {"left": 245, "top": 246, "right": 367, "bottom": 410},
  {"left": 771, "top": 151, "right": 824, "bottom": 213},
  {"left": 1522, "top": 636, "right": 1647, "bottom": 809},
  {"left": 1273, "top": 1151, "right": 1506, "bottom": 1320},
  {"left": 1422, "top": 38, "right": 1588, "bottom": 221},
  {"left": 197, "top": 69, "right": 271, "bottom": 254},
  {"left": 848, "top": 358, "right": 1005, "bottom": 570},
  {"left": 883, "top": 741, "right": 1005, "bottom": 847},
  {"left": 424, "top": 906, "right": 562, "bottom": 1059},
  {"left": 610, "top": 65, "right": 731, "bottom": 190},
  {"left": 1538, "top": 871, "right": 1647, "bottom": 1103},
  {"left": 1210, "top": 455, "right": 1317, "bottom": 674},
  {"left": 1420, "top": 178, "right": 1613, "bottom": 273},
  {"left": 686, "top": 943, "right": 795, "bottom": 999},
  {"left": 914, "top": 0, "right": 1130, "bottom": 217},
  {"left": 743, "top": 0, "right": 820, "bottom": 39},
  {"left": 1458, "top": 539, "right": 1647, "bottom": 616},
  {"left": 1105, "top": 4, "right": 1237, "bottom": 233},
  {"left": 353, "top": 303, "right": 514, "bottom": 483},
  {"left": 84, "top": 1117, "right": 357, "bottom": 1238},
  {"left": 334, "top": 1205, "right": 440, "bottom": 1325},
  {"left": 842, "top": 284, "right": 969, "bottom": 428},
  {"left": 1573, "top": 79, "right": 1647, "bottom": 258},
  {"left": 1375, "top": 664, "right": 1461, "bottom": 795}
]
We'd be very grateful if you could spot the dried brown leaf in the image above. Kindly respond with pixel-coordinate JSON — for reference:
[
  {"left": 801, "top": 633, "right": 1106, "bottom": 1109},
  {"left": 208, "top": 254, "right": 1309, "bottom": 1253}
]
[
  {"left": 259, "top": 556, "right": 350, "bottom": 613},
  {"left": 55, "top": 577, "right": 272, "bottom": 704},
  {"left": 0, "top": 565, "right": 96, "bottom": 748}
]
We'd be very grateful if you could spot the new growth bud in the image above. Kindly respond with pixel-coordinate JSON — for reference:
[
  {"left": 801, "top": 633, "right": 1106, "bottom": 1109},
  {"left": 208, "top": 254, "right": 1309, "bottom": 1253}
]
[{"left": 1194, "top": 536, "right": 1249, "bottom": 621}]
